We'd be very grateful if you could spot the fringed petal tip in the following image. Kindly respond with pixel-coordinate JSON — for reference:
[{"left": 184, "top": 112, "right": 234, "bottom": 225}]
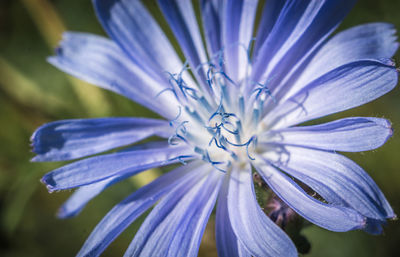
[
  {"left": 40, "top": 174, "right": 57, "bottom": 193},
  {"left": 378, "top": 57, "right": 397, "bottom": 67},
  {"left": 363, "top": 220, "right": 383, "bottom": 235},
  {"left": 30, "top": 122, "right": 61, "bottom": 162},
  {"left": 364, "top": 117, "right": 394, "bottom": 149},
  {"left": 30, "top": 124, "right": 44, "bottom": 157},
  {"left": 383, "top": 119, "right": 394, "bottom": 143},
  {"left": 30, "top": 118, "right": 174, "bottom": 162},
  {"left": 30, "top": 136, "right": 38, "bottom": 161},
  {"left": 318, "top": 206, "right": 396, "bottom": 234},
  {"left": 361, "top": 215, "right": 398, "bottom": 235},
  {"left": 49, "top": 32, "right": 76, "bottom": 58},
  {"left": 48, "top": 32, "right": 78, "bottom": 60},
  {"left": 264, "top": 117, "right": 394, "bottom": 152}
]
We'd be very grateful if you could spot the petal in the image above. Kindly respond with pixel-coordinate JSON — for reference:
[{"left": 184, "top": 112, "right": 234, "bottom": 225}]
[
  {"left": 93, "top": 0, "right": 185, "bottom": 78},
  {"left": 200, "top": 0, "right": 223, "bottom": 58},
  {"left": 254, "top": 160, "right": 366, "bottom": 232},
  {"left": 286, "top": 23, "right": 399, "bottom": 99},
  {"left": 48, "top": 32, "right": 180, "bottom": 118},
  {"left": 221, "top": 0, "right": 258, "bottom": 82},
  {"left": 31, "top": 117, "right": 172, "bottom": 162},
  {"left": 157, "top": 0, "right": 208, "bottom": 69},
  {"left": 261, "top": 117, "right": 392, "bottom": 152},
  {"left": 363, "top": 218, "right": 385, "bottom": 235},
  {"left": 228, "top": 164, "right": 297, "bottom": 257},
  {"left": 252, "top": 0, "right": 285, "bottom": 58},
  {"left": 57, "top": 178, "right": 112, "bottom": 218},
  {"left": 157, "top": 0, "right": 210, "bottom": 94},
  {"left": 261, "top": 145, "right": 395, "bottom": 221},
  {"left": 251, "top": 0, "right": 356, "bottom": 88},
  {"left": 41, "top": 143, "right": 192, "bottom": 191},
  {"left": 76, "top": 161, "right": 206, "bottom": 257},
  {"left": 58, "top": 165, "right": 143, "bottom": 219},
  {"left": 265, "top": 60, "right": 398, "bottom": 129},
  {"left": 216, "top": 176, "right": 251, "bottom": 257},
  {"left": 123, "top": 169, "right": 223, "bottom": 257}
]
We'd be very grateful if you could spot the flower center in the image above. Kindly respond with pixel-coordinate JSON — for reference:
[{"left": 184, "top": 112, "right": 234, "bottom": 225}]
[{"left": 163, "top": 53, "right": 274, "bottom": 171}]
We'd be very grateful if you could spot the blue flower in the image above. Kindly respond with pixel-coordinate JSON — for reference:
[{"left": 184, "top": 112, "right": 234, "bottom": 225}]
[{"left": 32, "top": 0, "right": 398, "bottom": 256}]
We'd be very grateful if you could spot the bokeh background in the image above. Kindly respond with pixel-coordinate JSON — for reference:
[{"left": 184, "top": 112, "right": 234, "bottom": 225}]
[{"left": 1, "top": 0, "right": 400, "bottom": 256}]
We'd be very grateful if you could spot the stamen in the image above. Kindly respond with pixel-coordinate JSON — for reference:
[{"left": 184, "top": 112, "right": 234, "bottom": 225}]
[
  {"left": 168, "top": 135, "right": 179, "bottom": 145},
  {"left": 168, "top": 120, "right": 189, "bottom": 145},
  {"left": 167, "top": 155, "right": 194, "bottom": 165},
  {"left": 155, "top": 87, "right": 178, "bottom": 100},
  {"left": 225, "top": 135, "right": 257, "bottom": 160},
  {"left": 165, "top": 41, "right": 269, "bottom": 167},
  {"left": 252, "top": 80, "right": 276, "bottom": 103},
  {"left": 204, "top": 150, "right": 230, "bottom": 173}
]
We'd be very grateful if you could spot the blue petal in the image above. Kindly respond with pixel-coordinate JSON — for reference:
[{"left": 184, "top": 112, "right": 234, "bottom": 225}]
[
  {"left": 252, "top": 0, "right": 285, "bottom": 58},
  {"left": 57, "top": 178, "right": 112, "bottom": 218},
  {"left": 31, "top": 117, "right": 172, "bottom": 162},
  {"left": 48, "top": 32, "right": 180, "bottom": 118},
  {"left": 157, "top": 0, "right": 210, "bottom": 94},
  {"left": 200, "top": 0, "right": 223, "bottom": 58},
  {"left": 252, "top": 0, "right": 356, "bottom": 88},
  {"left": 221, "top": 0, "right": 258, "bottom": 82},
  {"left": 286, "top": 23, "right": 399, "bottom": 99},
  {"left": 254, "top": 160, "right": 366, "bottom": 232},
  {"left": 363, "top": 218, "right": 385, "bottom": 235},
  {"left": 41, "top": 143, "right": 192, "bottom": 191},
  {"left": 261, "top": 117, "right": 392, "bottom": 152},
  {"left": 58, "top": 165, "right": 145, "bottom": 219},
  {"left": 123, "top": 169, "right": 223, "bottom": 257},
  {"left": 92, "top": 0, "right": 185, "bottom": 79},
  {"left": 265, "top": 60, "right": 398, "bottom": 129},
  {"left": 250, "top": 0, "right": 357, "bottom": 102},
  {"left": 76, "top": 162, "right": 206, "bottom": 257},
  {"left": 253, "top": 0, "right": 285, "bottom": 56},
  {"left": 227, "top": 165, "right": 297, "bottom": 257},
  {"left": 261, "top": 145, "right": 395, "bottom": 221},
  {"left": 216, "top": 176, "right": 251, "bottom": 257}
]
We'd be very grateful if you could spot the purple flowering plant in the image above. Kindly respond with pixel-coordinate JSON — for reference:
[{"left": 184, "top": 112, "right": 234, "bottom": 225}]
[{"left": 31, "top": 0, "right": 398, "bottom": 256}]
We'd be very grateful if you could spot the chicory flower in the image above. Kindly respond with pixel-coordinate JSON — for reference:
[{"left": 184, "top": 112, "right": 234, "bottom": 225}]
[{"left": 32, "top": 0, "right": 398, "bottom": 256}]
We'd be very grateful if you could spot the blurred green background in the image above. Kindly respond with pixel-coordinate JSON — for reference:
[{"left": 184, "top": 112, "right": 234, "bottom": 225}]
[{"left": 0, "top": 0, "right": 399, "bottom": 256}]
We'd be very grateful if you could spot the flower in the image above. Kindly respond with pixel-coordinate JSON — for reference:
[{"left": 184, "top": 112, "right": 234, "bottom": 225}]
[{"left": 31, "top": 0, "right": 398, "bottom": 256}]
